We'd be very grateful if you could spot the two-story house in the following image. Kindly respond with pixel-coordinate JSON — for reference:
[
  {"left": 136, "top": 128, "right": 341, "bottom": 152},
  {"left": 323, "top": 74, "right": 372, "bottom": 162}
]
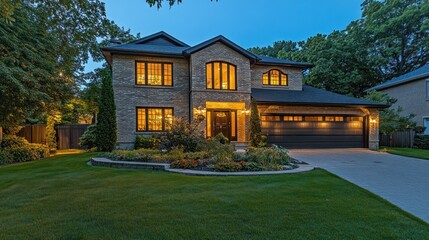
[
  {"left": 101, "top": 31, "right": 386, "bottom": 150},
  {"left": 367, "top": 64, "right": 429, "bottom": 134}
]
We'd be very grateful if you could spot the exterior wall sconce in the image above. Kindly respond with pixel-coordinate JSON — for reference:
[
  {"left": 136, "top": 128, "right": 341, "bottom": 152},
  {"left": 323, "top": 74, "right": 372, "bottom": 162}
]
[
  {"left": 370, "top": 118, "right": 377, "bottom": 124},
  {"left": 194, "top": 106, "right": 206, "bottom": 121},
  {"left": 240, "top": 108, "right": 250, "bottom": 115}
]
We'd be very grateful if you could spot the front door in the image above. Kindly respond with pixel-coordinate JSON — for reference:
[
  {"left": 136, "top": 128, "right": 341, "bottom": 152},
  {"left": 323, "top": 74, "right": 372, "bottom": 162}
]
[{"left": 213, "top": 111, "right": 230, "bottom": 140}]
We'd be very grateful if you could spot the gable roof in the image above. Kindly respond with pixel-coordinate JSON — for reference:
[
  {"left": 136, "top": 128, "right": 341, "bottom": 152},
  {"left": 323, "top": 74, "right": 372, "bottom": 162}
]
[
  {"left": 129, "top": 31, "right": 190, "bottom": 47},
  {"left": 101, "top": 31, "right": 312, "bottom": 68},
  {"left": 367, "top": 64, "right": 429, "bottom": 91},
  {"left": 101, "top": 31, "right": 189, "bottom": 63},
  {"left": 252, "top": 85, "right": 389, "bottom": 108},
  {"left": 183, "top": 35, "right": 259, "bottom": 62}
]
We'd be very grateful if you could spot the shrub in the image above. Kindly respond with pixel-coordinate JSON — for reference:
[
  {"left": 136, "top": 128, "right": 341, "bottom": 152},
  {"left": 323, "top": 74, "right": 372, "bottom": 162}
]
[
  {"left": 245, "top": 146, "right": 290, "bottom": 171},
  {"left": 414, "top": 126, "right": 426, "bottom": 134},
  {"left": 160, "top": 148, "right": 185, "bottom": 162},
  {"left": 0, "top": 151, "right": 13, "bottom": 165},
  {"left": 170, "top": 159, "right": 200, "bottom": 169},
  {"left": 1, "top": 135, "right": 29, "bottom": 148},
  {"left": 184, "top": 151, "right": 209, "bottom": 160},
  {"left": 214, "top": 161, "right": 243, "bottom": 172},
  {"left": 160, "top": 118, "right": 205, "bottom": 152},
  {"left": 414, "top": 135, "right": 429, "bottom": 149},
  {"left": 104, "top": 149, "right": 160, "bottom": 162},
  {"left": 135, "top": 135, "right": 160, "bottom": 149},
  {"left": 242, "top": 162, "right": 262, "bottom": 171},
  {"left": 46, "top": 115, "right": 60, "bottom": 152},
  {"left": 204, "top": 135, "right": 234, "bottom": 163},
  {"left": 79, "top": 125, "right": 97, "bottom": 149},
  {"left": 2, "top": 144, "right": 49, "bottom": 164}
]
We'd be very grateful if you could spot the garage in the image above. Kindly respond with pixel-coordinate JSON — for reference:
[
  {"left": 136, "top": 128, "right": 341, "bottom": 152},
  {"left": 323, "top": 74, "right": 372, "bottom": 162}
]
[
  {"left": 251, "top": 86, "right": 387, "bottom": 149},
  {"left": 261, "top": 115, "right": 366, "bottom": 148}
]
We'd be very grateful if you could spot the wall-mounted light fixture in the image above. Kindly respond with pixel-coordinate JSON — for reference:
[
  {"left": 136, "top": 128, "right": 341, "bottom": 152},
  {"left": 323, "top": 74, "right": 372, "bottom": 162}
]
[
  {"left": 194, "top": 106, "right": 206, "bottom": 120},
  {"left": 240, "top": 108, "right": 250, "bottom": 115},
  {"left": 370, "top": 118, "right": 377, "bottom": 124}
]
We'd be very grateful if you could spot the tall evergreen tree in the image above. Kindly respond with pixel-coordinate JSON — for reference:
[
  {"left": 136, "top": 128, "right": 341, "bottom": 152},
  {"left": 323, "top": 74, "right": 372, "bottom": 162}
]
[
  {"left": 95, "top": 67, "right": 117, "bottom": 151},
  {"left": 249, "top": 99, "right": 265, "bottom": 147}
]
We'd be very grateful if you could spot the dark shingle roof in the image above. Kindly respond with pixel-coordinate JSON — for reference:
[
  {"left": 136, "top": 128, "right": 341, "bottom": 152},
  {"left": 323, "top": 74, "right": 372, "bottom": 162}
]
[
  {"left": 252, "top": 85, "right": 388, "bottom": 108},
  {"left": 256, "top": 55, "right": 313, "bottom": 68},
  {"left": 367, "top": 64, "right": 429, "bottom": 91},
  {"left": 183, "top": 35, "right": 259, "bottom": 62},
  {"left": 101, "top": 31, "right": 313, "bottom": 68}
]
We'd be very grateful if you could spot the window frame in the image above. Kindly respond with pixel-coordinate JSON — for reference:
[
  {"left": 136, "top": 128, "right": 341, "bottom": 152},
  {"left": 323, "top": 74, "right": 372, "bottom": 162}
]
[
  {"left": 205, "top": 61, "right": 237, "bottom": 90},
  {"left": 262, "top": 69, "right": 288, "bottom": 86},
  {"left": 135, "top": 107, "right": 174, "bottom": 132},
  {"left": 426, "top": 79, "right": 429, "bottom": 101},
  {"left": 135, "top": 61, "right": 174, "bottom": 86}
]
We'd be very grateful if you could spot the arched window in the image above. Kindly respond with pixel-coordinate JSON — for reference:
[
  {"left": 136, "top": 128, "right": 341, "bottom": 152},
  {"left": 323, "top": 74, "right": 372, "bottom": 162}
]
[
  {"left": 262, "top": 69, "right": 288, "bottom": 86},
  {"left": 206, "top": 61, "right": 237, "bottom": 90}
]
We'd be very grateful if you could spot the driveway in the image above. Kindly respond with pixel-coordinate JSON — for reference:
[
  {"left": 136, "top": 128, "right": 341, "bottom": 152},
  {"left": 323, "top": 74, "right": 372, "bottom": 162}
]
[{"left": 288, "top": 148, "right": 429, "bottom": 223}]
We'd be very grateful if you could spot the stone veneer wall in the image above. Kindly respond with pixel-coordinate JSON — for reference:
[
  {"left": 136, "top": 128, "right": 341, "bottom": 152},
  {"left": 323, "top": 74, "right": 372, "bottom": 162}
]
[
  {"left": 112, "top": 54, "right": 190, "bottom": 149},
  {"left": 257, "top": 105, "right": 380, "bottom": 150},
  {"left": 189, "top": 42, "right": 252, "bottom": 141},
  {"left": 251, "top": 65, "right": 303, "bottom": 90}
]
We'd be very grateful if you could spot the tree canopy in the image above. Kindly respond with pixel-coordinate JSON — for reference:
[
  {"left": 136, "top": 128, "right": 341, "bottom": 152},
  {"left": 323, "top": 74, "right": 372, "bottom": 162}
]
[{"left": 248, "top": 0, "right": 429, "bottom": 97}]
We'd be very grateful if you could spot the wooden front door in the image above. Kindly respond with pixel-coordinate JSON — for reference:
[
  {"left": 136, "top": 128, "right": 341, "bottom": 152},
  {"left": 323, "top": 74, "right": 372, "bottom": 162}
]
[{"left": 212, "top": 111, "right": 230, "bottom": 140}]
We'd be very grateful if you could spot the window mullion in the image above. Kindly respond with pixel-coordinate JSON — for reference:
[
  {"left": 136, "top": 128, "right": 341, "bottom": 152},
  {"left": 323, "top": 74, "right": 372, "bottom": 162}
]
[
  {"left": 145, "top": 63, "right": 148, "bottom": 85},
  {"left": 145, "top": 108, "right": 149, "bottom": 131},
  {"left": 161, "top": 64, "right": 164, "bottom": 86}
]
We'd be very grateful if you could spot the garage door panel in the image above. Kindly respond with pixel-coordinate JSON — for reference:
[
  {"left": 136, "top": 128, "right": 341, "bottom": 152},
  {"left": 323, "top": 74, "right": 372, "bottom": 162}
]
[
  {"left": 266, "top": 135, "right": 363, "bottom": 143},
  {"left": 262, "top": 128, "right": 363, "bottom": 136},
  {"left": 261, "top": 115, "right": 365, "bottom": 148}
]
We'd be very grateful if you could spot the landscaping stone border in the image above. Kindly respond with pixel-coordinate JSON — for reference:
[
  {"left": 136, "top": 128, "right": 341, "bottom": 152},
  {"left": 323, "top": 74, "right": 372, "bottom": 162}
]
[{"left": 90, "top": 158, "right": 315, "bottom": 176}]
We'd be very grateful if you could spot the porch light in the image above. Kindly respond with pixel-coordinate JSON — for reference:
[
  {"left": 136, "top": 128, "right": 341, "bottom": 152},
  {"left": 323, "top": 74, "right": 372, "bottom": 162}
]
[
  {"left": 240, "top": 108, "right": 250, "bottom": 115},
  {"left": 370, "top": 118, "right": 377, "bottom": 124},
  {"left": 195, "top": 106, "right": 206, "bottom": 120}
]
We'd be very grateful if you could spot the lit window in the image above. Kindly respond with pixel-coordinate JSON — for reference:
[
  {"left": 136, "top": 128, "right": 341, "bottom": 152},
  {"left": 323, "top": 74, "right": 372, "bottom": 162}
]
[
  {"left": 305, "top": 116, "right": 323, "bottom": 122},
  {"left": 136, "top": 107, "right": 173, "bottom": 132},
  {"left": 325, "top": 116, "right": 344, "bottom": 122},
  {"left": 261, "top": 115, "right": 281, "bottom": 121},
  {"left": 206, "top": 62, "right": 236, "bottom": 90},
  {"left": 136, "top": 62, "right": 173, "bottom": 86},
  {"left": 347, "top": 117, "right": 363, "bottom": 122},
  {"left": 284, "top": 116, "right": 303, "bottom": 121},
  {"left": 262, "top": 69, "right": 288, "bottom": 86}
]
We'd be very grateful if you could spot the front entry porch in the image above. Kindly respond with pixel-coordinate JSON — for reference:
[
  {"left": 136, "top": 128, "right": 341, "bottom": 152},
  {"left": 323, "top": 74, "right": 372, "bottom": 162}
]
[{"left": 194, "top": 101, "right": 249, "bottom": 142}]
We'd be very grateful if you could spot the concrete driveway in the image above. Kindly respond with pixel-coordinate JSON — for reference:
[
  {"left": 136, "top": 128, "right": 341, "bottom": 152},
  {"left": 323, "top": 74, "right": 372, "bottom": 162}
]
[{"left": 288, "top": 148, "right": 429, "bottom": 223}]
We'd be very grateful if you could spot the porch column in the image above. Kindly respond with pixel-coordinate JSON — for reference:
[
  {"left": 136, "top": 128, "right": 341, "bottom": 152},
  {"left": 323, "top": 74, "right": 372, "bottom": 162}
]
[{"left": 368, "top": 109, "right": 380, "bottom": 150}]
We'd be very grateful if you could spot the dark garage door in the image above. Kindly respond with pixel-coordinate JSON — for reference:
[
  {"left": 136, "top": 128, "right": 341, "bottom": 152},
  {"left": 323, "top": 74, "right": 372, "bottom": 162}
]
[{"left": 261, "top": 115, "right": 366, "bottom": 148}]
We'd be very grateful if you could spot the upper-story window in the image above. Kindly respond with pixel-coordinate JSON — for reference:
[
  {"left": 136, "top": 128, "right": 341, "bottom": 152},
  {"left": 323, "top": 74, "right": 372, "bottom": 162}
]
[
  {"left": 262, "top": 69, "right": 288, "bottom": 86},
  {"left": 136, "top": 62, "right": 173, "bottom": 86},
  {"left": 206, "top": 61, "right": 236, "bottom": 90}
]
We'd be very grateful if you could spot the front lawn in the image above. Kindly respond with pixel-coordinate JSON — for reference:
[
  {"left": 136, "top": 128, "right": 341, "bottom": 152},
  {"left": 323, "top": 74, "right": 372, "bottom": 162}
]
[
  {"left": 0, "top": 153, "right": 428, "bottom": 239},
  {"left": 383, "top": 147, "right": 429, "bottom": 160}
]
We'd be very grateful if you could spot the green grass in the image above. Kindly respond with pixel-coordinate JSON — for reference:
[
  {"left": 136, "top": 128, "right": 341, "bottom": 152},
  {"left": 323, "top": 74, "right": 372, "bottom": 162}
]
[
  {"left": 383, "top": 147, "right": 429, "bottom": 160},
  {"left": 0, "top": 153, "right": 428, "bottom": 239}
]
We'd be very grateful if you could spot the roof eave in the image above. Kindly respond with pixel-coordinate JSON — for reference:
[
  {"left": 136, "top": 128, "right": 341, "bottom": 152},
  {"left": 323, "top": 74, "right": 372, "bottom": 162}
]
[
  {"left": 255, "top": 61, "right": 314, "bottom": 69},
  {"left": 100, "top": 47, "right": 186, "bottom": 59},
  {"left": 254, "top": 101, "right": 390, "bottom": 108},
  {"left": 366, "top": 72, "right": 429, "bottom": 92}
]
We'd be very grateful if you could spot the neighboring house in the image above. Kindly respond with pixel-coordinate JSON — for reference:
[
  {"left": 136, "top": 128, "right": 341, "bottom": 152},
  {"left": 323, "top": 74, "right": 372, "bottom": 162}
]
[
  {"left": 101, "top": 31, "right": 386, "bottom": 150},
  {"left": 367, "top": 64, "right": 429, "bottom": 134}
]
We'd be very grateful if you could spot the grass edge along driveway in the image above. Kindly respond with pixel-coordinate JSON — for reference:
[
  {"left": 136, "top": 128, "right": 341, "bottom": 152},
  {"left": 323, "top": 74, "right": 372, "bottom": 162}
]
[
  {"left": 0, "top": 152, "right": 428, "bottom": 240},
  {"left": 383, "top": 147, "right": 429, "bottom": 160}
]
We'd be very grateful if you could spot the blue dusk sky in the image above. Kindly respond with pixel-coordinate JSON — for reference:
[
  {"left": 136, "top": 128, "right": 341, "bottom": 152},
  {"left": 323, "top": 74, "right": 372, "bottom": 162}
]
[{"left": 87, "top": 0, "right": 363, "bottom": 71}]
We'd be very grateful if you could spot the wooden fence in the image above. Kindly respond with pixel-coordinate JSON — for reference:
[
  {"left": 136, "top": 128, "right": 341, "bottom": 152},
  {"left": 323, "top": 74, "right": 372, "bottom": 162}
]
[
  {"left": 379, "top": 129, "right": 416, "bottom": 148},
  {"left": 56, "top": 124, "right": 90, "bottom": 149},
  {"left": 17, "top": 124, "right": 90, "bottom": 149},
  {"left": 17, "top": 125, "right": 47, "bottom": 144}
]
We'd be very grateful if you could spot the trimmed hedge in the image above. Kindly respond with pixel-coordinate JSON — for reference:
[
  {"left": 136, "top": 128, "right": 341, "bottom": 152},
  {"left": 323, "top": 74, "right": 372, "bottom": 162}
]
[{"left": 414, "top": 135, "right": 429, "bottom": 149}]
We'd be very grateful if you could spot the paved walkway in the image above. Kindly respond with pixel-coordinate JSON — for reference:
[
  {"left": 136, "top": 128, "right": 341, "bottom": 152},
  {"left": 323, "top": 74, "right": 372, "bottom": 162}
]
[{"left": 288, "top": 149, "right": 429, "bottom": 223}]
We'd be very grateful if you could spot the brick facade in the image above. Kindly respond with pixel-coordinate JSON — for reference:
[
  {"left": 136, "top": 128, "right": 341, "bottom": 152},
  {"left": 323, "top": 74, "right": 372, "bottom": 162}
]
[{"left": 110, "top": 37, "right": 380, "bottom": 150}]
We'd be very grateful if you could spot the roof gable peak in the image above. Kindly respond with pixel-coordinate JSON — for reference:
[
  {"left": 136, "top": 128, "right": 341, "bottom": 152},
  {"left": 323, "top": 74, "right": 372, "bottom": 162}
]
[{"left": 130, "top": 31, "right": 189, "bottom": 47}]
